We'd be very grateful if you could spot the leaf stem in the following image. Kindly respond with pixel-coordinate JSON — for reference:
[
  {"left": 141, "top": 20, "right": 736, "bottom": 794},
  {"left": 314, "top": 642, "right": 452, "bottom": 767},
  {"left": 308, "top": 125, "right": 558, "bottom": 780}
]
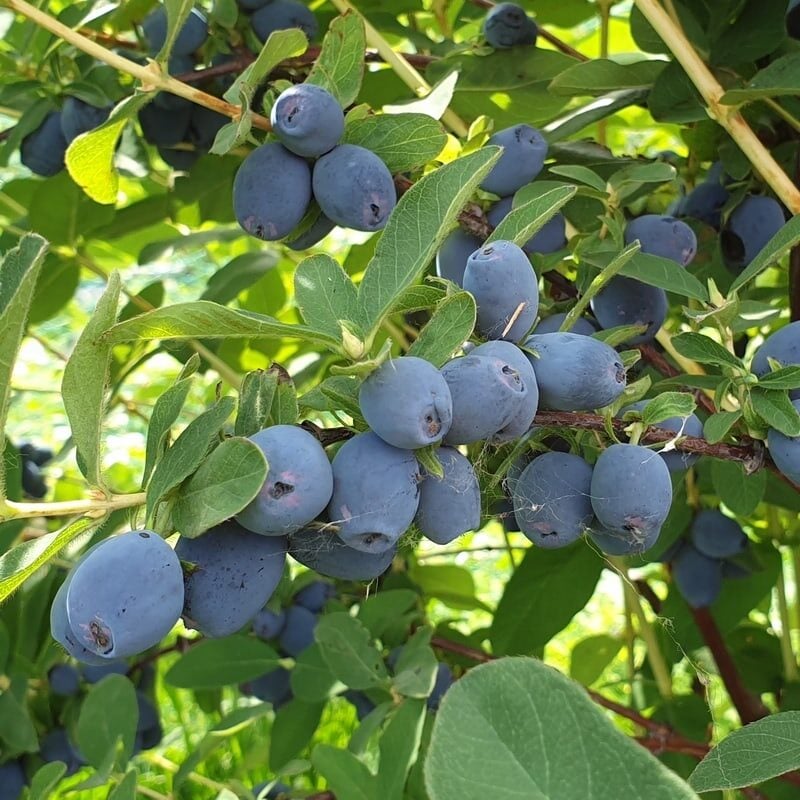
[
  {"left": 0, "top": 492, "right": 146, "bottom": 522},
  {"left": 327, "top": 0, "right": 469, "bottom": 137},
  {"left": 3, "top": 0, "right": 272, "bottom": 131},
  {"left": 777, "top": 556, "right": 799, "bottom": 681},
  {"left": 610, "top": 557, "right": 673, "bottom": 700},
  {"left": 632, "top": 0, "right": 800, "bottom": 214},
  {"left": 558, "top": 241, "right": 641, "bottom": 333}
]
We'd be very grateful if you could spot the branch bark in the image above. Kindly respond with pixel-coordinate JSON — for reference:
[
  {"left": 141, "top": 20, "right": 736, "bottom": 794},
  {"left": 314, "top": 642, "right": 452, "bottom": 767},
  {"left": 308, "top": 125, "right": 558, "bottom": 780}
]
[{"left": 689, "top": 606, "right": 770, "bottom": 725}]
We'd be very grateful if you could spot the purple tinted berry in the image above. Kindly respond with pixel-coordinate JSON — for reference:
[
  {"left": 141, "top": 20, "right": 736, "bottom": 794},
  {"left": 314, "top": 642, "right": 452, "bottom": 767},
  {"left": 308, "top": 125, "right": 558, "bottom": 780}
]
[
  {"left": 480, "top": 125, "right": 547, "bottom": 197},
  {"left": 415, "top": 447, "right": 481, "bottom": 545},
  {"left": 441, "top": 354, "right": 528, "bottom": 444},
  {"left": 435, "top": 228, "right": 482, "bottom": 286},
  {"left": 359, "top": 357, "right": 453, "bottom": 450},
  {"left": 20, "top": 112, "right": 67, "bottom": 177},
  {"left": 175, "top": 521, "right": 287, "bottom": 638},
  {"left": 279, "top": 605, "right": 318, "bottom": 657},
  {"left": 767, "top": 398, "right": 800, "bottom": 486},
  {"left": 252, "top": 0, "right": 318, "bottom": 42},
  {"left": 233, "top": 142, "right": 312, "bottom": 241},
  {"left": 590, "top": 444, "right": 672, "bottom": 548},
  {"left": 512, "top": 453, "right": 593, "bottom": 548},
  {"left": 313, "top": 144, "right": 396, "bottom": 232},
  {"left": 270, "top": 84, "right": 344, "bottom": 157},
  {"left": 327, "top": 433, "right": 420, "bottom": 554},
  {"left": 624, "top": 214, "right": 697, "bottom": 266},
  {"left": 60, "top": 98, "right": 111, "bottom": 144},
  {"left": 590, "top": 275, "right": 668, "bottom": 344},
  {"left": 672, "top": 544, "right": 723, "bottom": 608},
  {"left": 289, "top": 525, "right": 397, "bottom": 580},
  {"left": 65, "top": 531, "right": 184, "bottom": 659},
  {"left": 236, "top": 425, "right": 333, "bottom": 536},
  {"left": 142, "top": 6, "right": 208, "bottom": 56},
  {"left": 483, "top": 2, "right": 538, "bottom": 48},
  {"left": 253, "top": 608, "right": 287, "bottom": 640},
  {"left": 752, "top": 321, "right": 800, "bottom": 400},
  {"left": 523, "top": 332, "right": 626, "bottom": 411},
  {"left": 470, "top": 340, "right": 538, "bottom": 441},
  {"left": 48, "top": 663, "right": 81, "bottom": 696},
  {"left": 690, "top": 510, "right": 748, "bottom": 559},
  {"left": 293, "top": 580, "right": 335, "bottom": 613},
  {"left": 0, "top": 761, "right": 25, "bottom": 800},
  {"left": 722, "top": 196, "right": 786, "bottom": 272},
  {"left": 464, "top": 240, "right": 539, "bottom": 342}
]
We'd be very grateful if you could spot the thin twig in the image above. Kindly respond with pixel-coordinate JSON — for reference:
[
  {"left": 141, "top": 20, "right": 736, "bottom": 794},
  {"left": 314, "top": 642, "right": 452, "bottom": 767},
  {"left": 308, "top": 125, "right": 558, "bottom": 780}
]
[{"left": 689, "top": 606, "right": 770, "bottom": 725}]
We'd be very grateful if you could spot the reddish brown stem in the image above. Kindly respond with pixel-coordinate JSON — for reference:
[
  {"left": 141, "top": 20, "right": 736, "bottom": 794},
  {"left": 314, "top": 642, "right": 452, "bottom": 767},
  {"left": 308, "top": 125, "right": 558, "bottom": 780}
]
[
  {"left": 637, "top": 343, "right": 718, "bottom": 416},
  {"left": 689, "top": 607, "right": 770, "bottom": 725}
]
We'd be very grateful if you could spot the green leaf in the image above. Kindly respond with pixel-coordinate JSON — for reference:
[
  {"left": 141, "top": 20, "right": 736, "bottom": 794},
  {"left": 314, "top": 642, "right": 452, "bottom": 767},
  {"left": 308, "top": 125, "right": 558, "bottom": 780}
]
[
  {"left": 235, "top": 369, "right": 278, "bottom": 437},
  {"left": 269, "top": 698, "right": 325, "bottom": 771},
  {"left": 306, "top": 12, "right": 366, "bottom": 108},
  {"left": 142, "top": 356, "right": 200, "bottom": 486},
  {"left": 291, "top": 643, "right": 342, "bottom": 702},
  {"left": 0, "top": 684, "right": 38, "bottom": 751},
  {"left": 689, "top": 711, "right": 800, "bottom": 791},
  {"left": 108, "top": 771, "right": 137, "bottom": 800},
  {"left": 172, "top": 437, "right": 268, "bottom": 538},
  {"left": 549, "top": 58, "right": 667, "bottom": 96},
  {"left": 711, "top": 460, "right": 766, "bottom": 517},
  {"left": 358, "top": 148, "right": 501, "bottom": 335},
  {"left": 721, "top": 53, "right": 800, "bottom": 104},
  {"left": 392, "top": 628, "right": 439, "bottom": 699},
  {"left": 377, "top": 699, "right": 426, "bottom": 800},
  {"left": 569, "top": 635, "right": 623, "bottom": 687},
  {"left": 408, "top": 563, "right": 488, "bottom": 611},
  {"left": 159, "top": 0, "right": 196, "bottom": 60},
  {"left": 62, "top": 272, "right": 121, "bottom": 488},
  {"left": 201, "top": 252, "right": 278, "bottom": 305},
  {"left": 223, "top": 28, "right": 308, "bottom": 105},
  {"left": 165, "top": 636, "right": 280, "bottom": 689},
  {"left": 343, "top": 113, "right": 447, "bottom": 173},
  {"left": 547, "top": 165, "right": 607, "bottom": 192},
  {"left": 0, "top": 516, "right": 102, "bottom": 603},
  {"left": 729, "top": 214, "right": 800, "bottom": 295},
  {"left": 544, "top": 89, "right": 649, "bottom": 144},
  {"left": 267, "top": 364, "right": 298, "bottom": 425},
  {"left": 28, "top": 172, "right": 115, "bottom": 246},
  {"left": 146, "top": 396, "right": 235, "bottom": 519},
  {"left": 314, "top": 612, "right": 389, "bottom": 690},
  {"left": 312, "top": 743, "right": 376, "bottom": 800},
  {"left": 486, "top": 185, "right": 577, "bottom": 250},
  {"left": 0, "top": 233, "right": 47, "bottom": 486},
  {"left": 103, "top": 301, "right": 341, "bottom": 351},
  {"left": 407, "top": 292, "right": 475, "bottom": 367},
  {"left": 425, "top": 659, "right": 698, "bottom": 800},
  {"left": 671, "top": 333, "right": 743, "bottom": 370},
  {"left": 27, "top": 762, "right": 67, "bottom": 800},
  {"left": 751, "top": 388, "right": 800, "bottom": 436},
  {"left": 621, "top": 253, "right": 708, "bottom": 301},
  {"left": 65, "top": 117, "right": 127, "bottom": 205},
  {"left": 426, "top": 49, "right": 576, "bottom": 128},
  {"left": 76, "top": 674, "right": 138, "bottom": 769},
  {"left": 389, "top": 284, "right": 446, "bottom": 315},
  {"left": 757, "top": 366, "right": 800, "bottom": 390},
  {"left": 640, "top": 392, "right": 697, "bottom": 426},
  {"left": 607, "top": 162, "right": 677, "bottom": 200},
  {"left": 174, "top": 705, "right": 273, "bottom": 788},
  {"left": 294, "top": 253, "right": 361, "bottom": 339},
  {"left": 703, "top": 410, "right": 742, "bottom": 444},
  {"left": 300, "top": 375, "right": 363, "bottom": 420},
  {"left": 357, "top": 589, "right": 419, "bottom": 638},
  {"left": 490, "top": 546, "right": 602, "bottom": 655}
]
